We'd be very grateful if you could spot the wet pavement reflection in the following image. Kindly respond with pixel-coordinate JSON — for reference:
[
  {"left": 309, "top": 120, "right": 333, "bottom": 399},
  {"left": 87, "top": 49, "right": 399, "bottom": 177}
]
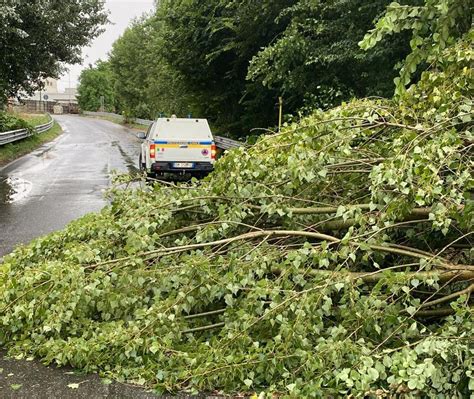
[
  {"left": 0, "top": 176, "right": 33, "bottom": 204},
  {"left": 0, "top": 115, "right": 141, "bottom": 258}
]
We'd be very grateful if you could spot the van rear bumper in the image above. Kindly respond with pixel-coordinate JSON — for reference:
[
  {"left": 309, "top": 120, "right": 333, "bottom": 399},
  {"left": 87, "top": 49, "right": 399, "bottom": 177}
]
[{"left": 151, "top": 161, "right": 214, "bottom": 175}]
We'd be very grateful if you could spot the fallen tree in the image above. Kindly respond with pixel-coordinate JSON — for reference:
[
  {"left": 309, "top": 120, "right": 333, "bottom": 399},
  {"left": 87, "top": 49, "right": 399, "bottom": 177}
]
[{"left": 0, "top": 29, "right": 472, "bottom": 399}]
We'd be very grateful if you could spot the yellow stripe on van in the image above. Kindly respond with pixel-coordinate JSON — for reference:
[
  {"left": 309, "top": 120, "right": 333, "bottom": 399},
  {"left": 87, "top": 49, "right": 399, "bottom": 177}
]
[{"left": 155, "top": 143, "right": 210, "bottom": 149}]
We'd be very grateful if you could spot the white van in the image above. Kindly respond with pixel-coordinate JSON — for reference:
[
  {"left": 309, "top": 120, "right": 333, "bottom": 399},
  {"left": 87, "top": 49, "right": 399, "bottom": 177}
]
[{"left": 138, "top": 117, "right": 216, "bottom": 178}]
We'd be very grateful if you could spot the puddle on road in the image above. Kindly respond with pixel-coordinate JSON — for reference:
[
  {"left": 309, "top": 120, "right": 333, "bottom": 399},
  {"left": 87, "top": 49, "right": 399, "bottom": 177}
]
[{"left": 0, "top": 176, "right": 32, "bottom": 204}]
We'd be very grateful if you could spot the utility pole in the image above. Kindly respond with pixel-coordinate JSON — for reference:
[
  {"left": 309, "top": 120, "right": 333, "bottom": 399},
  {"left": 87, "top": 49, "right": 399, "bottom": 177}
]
[
  {"left": 278, "top": 96, "right": 283, "bottom": 132},
  {"left": 68, "top": 71, "right": 71, "bottom": 107}
]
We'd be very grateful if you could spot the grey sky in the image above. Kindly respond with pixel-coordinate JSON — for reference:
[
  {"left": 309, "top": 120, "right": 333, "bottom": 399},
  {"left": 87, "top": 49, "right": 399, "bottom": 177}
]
[{"left": 58, "top": 0, "right": 155, "bottom": 91}]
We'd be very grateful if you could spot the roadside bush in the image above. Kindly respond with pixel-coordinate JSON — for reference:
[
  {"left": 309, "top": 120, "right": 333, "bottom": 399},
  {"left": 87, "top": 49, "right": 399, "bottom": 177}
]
[{"left": 0, "top": 112, "right": 32, "bottom": 133}]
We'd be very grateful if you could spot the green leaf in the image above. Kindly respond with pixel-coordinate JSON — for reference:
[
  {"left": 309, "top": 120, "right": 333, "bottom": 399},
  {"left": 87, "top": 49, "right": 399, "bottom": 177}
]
[
  {"left": 406, "top": 306, "right": 417, "bottom": 316},
  {"left": 244, "top": 379, "right": 253, "bottom": 387},
  {"left": 469, "top": 377, "right": 474, "bottom": 391},
  {"left": 335, "top": 282, "right": 344, "bottom": 291},
  {"left": 286, "top": 383, "right": 296, "bottom": 391}
]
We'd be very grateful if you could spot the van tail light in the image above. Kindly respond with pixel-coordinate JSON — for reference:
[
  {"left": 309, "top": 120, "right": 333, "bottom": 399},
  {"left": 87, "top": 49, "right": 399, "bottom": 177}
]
[
  {"left": 211, "top": 144, "right": 217, "bottom": 160},
  {"left": 150, "top": 144, "right": 156, "bottom": 159}
]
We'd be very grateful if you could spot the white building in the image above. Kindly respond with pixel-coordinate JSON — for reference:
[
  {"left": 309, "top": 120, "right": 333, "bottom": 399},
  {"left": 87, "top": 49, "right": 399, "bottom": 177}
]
[
  {"left": 44, "top": 78, "right": 59, "bottom": 94},
  {"left": 24, "top": 78, "right": 78, "bottom": 105}
]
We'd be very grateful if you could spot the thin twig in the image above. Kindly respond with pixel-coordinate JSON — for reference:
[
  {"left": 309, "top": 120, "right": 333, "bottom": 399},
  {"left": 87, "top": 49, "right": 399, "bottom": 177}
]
[{"left": 182, "top": 322, "right": 225, "bottom": 334}]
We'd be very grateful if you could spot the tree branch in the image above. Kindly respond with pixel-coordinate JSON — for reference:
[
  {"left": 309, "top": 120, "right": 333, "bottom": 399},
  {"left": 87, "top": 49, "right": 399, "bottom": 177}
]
[{"left": 419, "top": 283, "right": 474, "bottom": 309}]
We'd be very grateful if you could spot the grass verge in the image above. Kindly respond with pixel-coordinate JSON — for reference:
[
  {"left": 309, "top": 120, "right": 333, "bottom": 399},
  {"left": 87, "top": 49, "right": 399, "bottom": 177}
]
[
  {"left": 16, "top": 113, "right": 50, "bottom": 126},
  {"left": 82, "top": 114, "right": 147, "bottom": 131},
  {"left": 0, "top": 122, "right": 63, "bottom": 167}
]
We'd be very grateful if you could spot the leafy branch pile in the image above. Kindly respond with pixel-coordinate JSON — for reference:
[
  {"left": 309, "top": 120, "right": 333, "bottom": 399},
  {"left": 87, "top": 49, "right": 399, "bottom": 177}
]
[{"left": 1, "top": 33, "right": 473, "bottom": 397}]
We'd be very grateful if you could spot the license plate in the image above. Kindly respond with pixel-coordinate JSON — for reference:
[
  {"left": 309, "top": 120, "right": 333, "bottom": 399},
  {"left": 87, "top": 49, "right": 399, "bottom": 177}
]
[{"left": 173, "top": 162, "right": 194, "bottom": 168}]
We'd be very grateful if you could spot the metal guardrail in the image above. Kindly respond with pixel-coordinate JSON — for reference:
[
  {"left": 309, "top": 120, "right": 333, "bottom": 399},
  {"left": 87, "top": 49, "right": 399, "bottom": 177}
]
[
  {"left": 214, "top": 136, "right": 242, "bottom": 150},
  {"left": 83, "top": 111, "right": 125, "bottom": 122},
  {"left": 0, "top": 115, "right": 54, "bottom": 146},
  {"left": 83, "top": 111, "right": 244, "bottom": 150},
  {"left": 135, "top": 117, "right": 153, "bottom": 126}
]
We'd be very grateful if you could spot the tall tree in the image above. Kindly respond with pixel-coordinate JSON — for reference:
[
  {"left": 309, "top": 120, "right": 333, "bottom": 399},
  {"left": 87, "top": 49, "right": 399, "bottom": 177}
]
[
  {"left": 108, "top": 16, "right": 191, "bottom": 120},
  {"left": 157, "top": 0, "right": 296, "bottom": 135},
  {"left": 77, "top": 61, "right": 116, "bottom": 112},
  {"left": 0, "top": 0, "right": 108, "bottom": 105},
  {"left": 108, "top": 20, "right": 151, "bottom": 118}
]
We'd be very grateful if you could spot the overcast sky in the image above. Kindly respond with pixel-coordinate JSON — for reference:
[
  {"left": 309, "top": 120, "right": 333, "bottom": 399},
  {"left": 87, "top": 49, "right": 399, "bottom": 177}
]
[{"left": 58, "top": 0, "right": 155, "bottom": 91}]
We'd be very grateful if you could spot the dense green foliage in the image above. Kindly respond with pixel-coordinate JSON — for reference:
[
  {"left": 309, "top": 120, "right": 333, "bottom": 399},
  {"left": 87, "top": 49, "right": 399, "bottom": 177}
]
[
  {"left": 80, "top": 0, "right": 417, "bottom": 136},
  {"left": 360, "top": 0, "right": 473, "bottom": 96},
  {"left": 104, "top": 1, "right": 290, "bottom": 133},
  {"left": 247, "top": 0, "right": 411, "bottom": 111},
  {"left": 108, "top": 16, "right": 189, "bottom": 120},
  {"left": 77, "top": 61, "right": 116, "bottom": 112},
  {"left": 153, "top": 0, "right": 294, "bottom": 135},
  {"left": 0, "top": 0, "right": 108, "bottom": 106},
  {"left": 1, "top": 23, "right": 472, "bottom": 396}
]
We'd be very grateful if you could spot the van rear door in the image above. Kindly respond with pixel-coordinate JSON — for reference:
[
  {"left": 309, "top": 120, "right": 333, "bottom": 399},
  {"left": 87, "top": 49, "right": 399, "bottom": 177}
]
[{"left": 153, "top": 119, "right": 216, "bottom": 165}]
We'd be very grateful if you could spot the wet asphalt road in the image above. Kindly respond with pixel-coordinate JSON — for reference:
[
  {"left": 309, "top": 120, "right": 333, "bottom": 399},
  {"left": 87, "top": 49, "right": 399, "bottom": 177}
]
[
  {"left": 0, "top": 115, "right": 139, "bottom": 258},
  {"left": 0, "top": 352, "right": 168, "bottom": 399},
  {"left": 0, "top": 116, "right": 167, "bottom": 398}
]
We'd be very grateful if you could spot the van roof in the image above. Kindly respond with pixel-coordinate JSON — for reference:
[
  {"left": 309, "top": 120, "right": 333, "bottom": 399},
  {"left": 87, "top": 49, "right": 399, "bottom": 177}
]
[{"left": 152, "top": 118, "right": 213, "bottom": 141}]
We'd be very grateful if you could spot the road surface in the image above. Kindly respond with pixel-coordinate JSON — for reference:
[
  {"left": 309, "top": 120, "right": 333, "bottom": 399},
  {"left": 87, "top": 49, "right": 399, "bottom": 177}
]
[
  {"left": 0, "top": 115, "right": 139, "bottom": 258},
  {"left": 0, "top": 115, "right": 165, "bottom": 399}
]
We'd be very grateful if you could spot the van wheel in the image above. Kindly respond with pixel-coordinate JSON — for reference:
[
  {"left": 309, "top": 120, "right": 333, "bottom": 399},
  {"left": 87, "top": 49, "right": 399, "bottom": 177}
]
[{"left": 195, "top": 172, "right": 209, "bottom": 179}]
